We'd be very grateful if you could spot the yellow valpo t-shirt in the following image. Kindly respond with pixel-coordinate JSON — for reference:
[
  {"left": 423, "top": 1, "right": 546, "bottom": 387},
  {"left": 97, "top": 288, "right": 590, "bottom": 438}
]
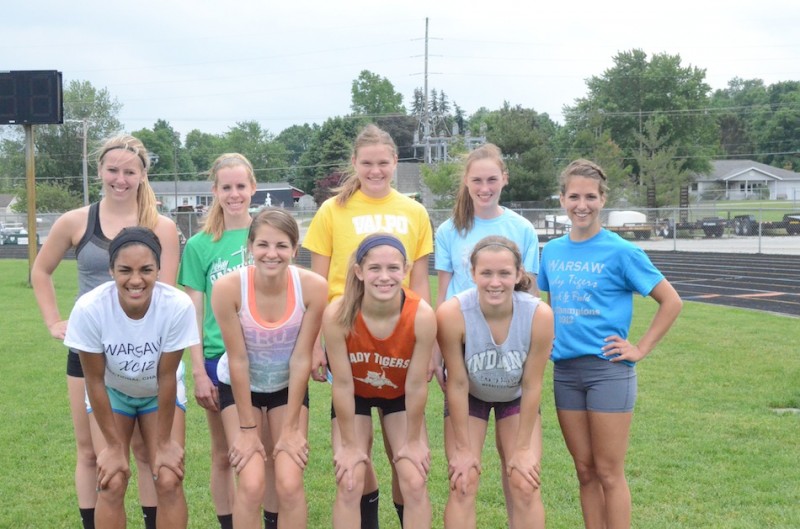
[{"left": 302, "top": 189, "right": 433, "bottom": 301}]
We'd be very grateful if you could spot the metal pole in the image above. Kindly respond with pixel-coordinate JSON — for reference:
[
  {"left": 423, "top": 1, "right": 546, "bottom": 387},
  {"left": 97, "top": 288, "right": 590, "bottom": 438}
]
[
  {"left": 82, "top": 119, "right": 89, "bottom": 206},
  {"left": 24, "top": 124, "right": 37, "bottom": 285}
]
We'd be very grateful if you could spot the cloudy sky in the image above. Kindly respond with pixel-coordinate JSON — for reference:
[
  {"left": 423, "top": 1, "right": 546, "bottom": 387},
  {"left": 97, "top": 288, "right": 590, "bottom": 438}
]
[{"left": 4, "top": 0, "right": 799, "bottom": 139}]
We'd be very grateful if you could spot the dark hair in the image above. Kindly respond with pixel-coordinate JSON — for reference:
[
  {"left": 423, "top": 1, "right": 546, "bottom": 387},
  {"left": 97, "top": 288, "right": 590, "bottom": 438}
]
[
  {"left": 109, "top": 227, "right": 162, "bottom": 269},
  {"left": 469, "top": 235, "right": 532, "bottom": 292},
  {"left": 559, "top": 158, "right": 608, "bottom": 196},
  {"left": 248, "top": 207, "right": 300, "bottom": 248}
]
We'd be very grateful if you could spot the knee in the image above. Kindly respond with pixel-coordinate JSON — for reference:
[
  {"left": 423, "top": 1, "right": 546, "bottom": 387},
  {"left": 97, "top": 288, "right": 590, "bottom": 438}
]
[
  {"left": 210, "top": 447, "right": 231, "bottom": 472},
  {"left": 574, "top": 460, "right": 599, "bottom": 486},
  {"left": 397, "top": 468, "right": 429, "bottom": 504},
  {"left": 76, "top": 442, "right": 96, "bottom": 466},
  {"left": 130, "top": 439, "right": 149, "bottom": 464},
  {"left": 336, "top": 475, "right": 365, "bottom": 506},
  {"left": 594, "top": 463, "right": 626, "bottom": 490},
  {"left": 154, "top": 468, "right": 183, "bottom": 497},
  {"left": 276, "top": 470, "right": 305, "bottom": 505},
  {"left": 508, "top": 471, "right": 538, "bottom": 502},
  {"left": 241, "top": 481, "right": 267, "bottom": 509},
  {"left": 447, "top": 470, "right": 479, "bottom": 505},
  {"left": 101, "top": 472, "right": 129, "bottom": 504}
]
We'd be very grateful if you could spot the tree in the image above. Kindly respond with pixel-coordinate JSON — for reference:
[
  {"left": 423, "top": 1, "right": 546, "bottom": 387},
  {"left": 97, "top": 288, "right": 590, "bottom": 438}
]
[
  {"left": 313, "top": 171, "right": 345, "bottom": 206},
  {"left": 184, "top": 129, "right": 224, "bottom": 174},
  {"left": 275, "top": 124, "right": 318, "bottom": 166},
  {"left": 480, "top": 103, "right": 559, "bottom": 202},
  {"left": 564, "top": 49, "right": 716, "bottom": 176},
  {"left": 295, "top": 117, "right": 365, "bottom": 195},
  {"left": 753, "top": 81, "right": 800, "bottom": 170},
  {"left": 633, "top": 119, "right": 691, "bottom": 207},
  {"left": 221, "top": 121, "right": 289, "bottom": 182},
  {"left": 12, "top": 183, "right": 82, "bottom": 213},
  {"left": 421, "top": 162, "right": 461, "bottom": 208},
  {"left": 710, "top": 77, "right": 769, "bottom": 159},
  {"left": 0, "top": 80, "right": 123, "bottom": 199},
  {"left": 350, "top": 70, "right": 405, "bottom": 116},
  {"left": 132, "top": 120, "right": 194, "bottom": 181}
]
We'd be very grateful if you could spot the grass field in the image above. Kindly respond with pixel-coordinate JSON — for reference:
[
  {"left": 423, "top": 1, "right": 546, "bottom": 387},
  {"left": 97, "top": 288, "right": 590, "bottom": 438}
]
[{"left": 1, "top": 259, "right": 798, "bottom": 528}]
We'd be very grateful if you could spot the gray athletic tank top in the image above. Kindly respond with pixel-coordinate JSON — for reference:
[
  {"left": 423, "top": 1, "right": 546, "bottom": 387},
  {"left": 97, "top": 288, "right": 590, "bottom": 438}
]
[
  {"left": 455, "top": 289, "right": 540, "bottom": 402},
  {"left": 75, "top": 202, "right": 112, "bottom": 297}
]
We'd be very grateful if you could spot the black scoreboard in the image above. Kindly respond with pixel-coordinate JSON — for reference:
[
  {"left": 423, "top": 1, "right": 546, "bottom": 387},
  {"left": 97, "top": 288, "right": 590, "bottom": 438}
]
[{"left": 0, "top": 70, "right": 63, "bottom": 125}]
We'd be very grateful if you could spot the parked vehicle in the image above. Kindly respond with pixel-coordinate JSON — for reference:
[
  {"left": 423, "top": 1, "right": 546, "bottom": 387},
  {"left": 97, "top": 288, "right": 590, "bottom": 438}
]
[
  {"left": 605, "top": 210, "right": 652, "bottom": 239},
  {"left": 700, "top": 217, "right": 727, "bottom": 238},
  {"left": 785, "top": 213, "right": 800, "bottom": 235}
]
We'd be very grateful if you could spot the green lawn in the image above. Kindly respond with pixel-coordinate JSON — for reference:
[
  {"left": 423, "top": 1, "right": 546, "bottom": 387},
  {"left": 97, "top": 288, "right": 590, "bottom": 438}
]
[{"left": 1, "top": 260, "right": 798, "bottom": 528}]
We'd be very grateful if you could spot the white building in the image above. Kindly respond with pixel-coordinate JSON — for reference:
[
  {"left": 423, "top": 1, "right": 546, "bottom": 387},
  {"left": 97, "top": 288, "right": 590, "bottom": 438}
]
[{"left": 693, "top": 160, "right": 800, "bottom": 201}]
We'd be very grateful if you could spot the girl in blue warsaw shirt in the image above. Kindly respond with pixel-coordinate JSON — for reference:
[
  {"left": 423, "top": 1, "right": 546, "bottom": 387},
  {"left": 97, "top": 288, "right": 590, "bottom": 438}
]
[{"left": 537, "top": 159, "right": 682, "bottom": 529}]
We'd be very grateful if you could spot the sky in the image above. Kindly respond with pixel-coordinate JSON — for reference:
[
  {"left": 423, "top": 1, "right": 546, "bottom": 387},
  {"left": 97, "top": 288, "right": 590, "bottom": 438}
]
[{"left": 4, "top": 0, "right": 800, "bottom": 140}]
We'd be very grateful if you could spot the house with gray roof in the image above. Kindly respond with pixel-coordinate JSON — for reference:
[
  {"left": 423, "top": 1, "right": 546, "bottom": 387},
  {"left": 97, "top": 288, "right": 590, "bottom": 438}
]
[
  {"left": 693, "top": 160, "right": 800, "bottom": 201},
  {"left": 147, "top": 181, "right": 305, "bottom": 212}
]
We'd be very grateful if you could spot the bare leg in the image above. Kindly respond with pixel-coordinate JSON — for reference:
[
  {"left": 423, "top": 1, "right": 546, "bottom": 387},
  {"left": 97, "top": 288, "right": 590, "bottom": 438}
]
[
  {"left": 558, "top": 410, "right": 632, "bottom": 529},
  {"left": 67, "top": 375, "right": 98, "bottom": 510}
]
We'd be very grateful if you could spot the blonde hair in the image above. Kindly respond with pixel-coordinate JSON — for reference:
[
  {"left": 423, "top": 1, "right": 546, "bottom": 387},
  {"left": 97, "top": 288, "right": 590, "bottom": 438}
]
[
  {"left": 95, "top": 135, "right": 158, "bottom": 229},
  {"left": 202, "top": 153, "right": 257, "bottom": 241},
  {"left": 334, "top": 124, "right": 397, "bottom": 206},
  {"left": 452, "top": 143, "right": 507, "bottom": 234},
  {"left": 469, "top": 235, "right": 532, "bottom": 292},
  {"left": 336, "top": 233, "right": 408, "bottom": 332},
  {"left": 559, "top": 158, "right": 608, "bottom": 197}
]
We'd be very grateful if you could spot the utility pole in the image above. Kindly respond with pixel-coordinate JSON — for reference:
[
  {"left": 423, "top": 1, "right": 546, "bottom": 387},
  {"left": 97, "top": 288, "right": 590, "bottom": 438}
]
[
  {"left": 81, "top": 118, "right": 89, "bottom": 205},
  {"left": 423, "top": 17, "right": 431, "bottom": 164}
]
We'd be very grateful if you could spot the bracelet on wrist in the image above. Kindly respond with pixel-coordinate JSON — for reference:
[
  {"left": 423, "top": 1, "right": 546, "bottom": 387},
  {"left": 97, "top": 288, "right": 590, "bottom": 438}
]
[{"left": 240, "top": 424, "right": 257, "bottom": 430}]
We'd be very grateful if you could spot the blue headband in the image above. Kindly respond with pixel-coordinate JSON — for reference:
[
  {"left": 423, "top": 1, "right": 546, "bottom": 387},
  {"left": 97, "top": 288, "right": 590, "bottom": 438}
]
[{"left": 355, "top": 235, "right": 407, "bottom": 263}]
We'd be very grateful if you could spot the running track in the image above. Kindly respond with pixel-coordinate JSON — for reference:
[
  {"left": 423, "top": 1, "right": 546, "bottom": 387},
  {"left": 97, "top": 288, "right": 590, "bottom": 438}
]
[
  {"left": 3, "top": 247, "right": 799, "bottom": 318},
  {"left": 646, "top": 251, "right": 800, "bottom": 318}
]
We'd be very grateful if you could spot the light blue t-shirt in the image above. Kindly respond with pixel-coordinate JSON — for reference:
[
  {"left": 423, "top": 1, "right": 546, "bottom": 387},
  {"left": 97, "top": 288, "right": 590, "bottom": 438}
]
[
  {"left": 537, "top": 229, "right": 664, "bottom": 364},
  {"left": 435, "top": 207, "right": 540, "bottom": 300}
]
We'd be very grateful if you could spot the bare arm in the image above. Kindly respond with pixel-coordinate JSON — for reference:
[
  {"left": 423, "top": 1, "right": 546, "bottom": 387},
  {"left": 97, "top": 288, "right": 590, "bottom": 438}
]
[
  {"left": 152, "top": 350, "right": 184, "bottom": 480},
  {"left": 153, "top": 215, "right": 180, "bottom": 286},
  {"left": 211, "top": 273, "right": 257, "bottom": 430},
  {"left": 274, "top": 270, "right": 327, "bottom": 468},
  {"left": 409, "top": 255, "right": 431, "bottom": 304},
  {"left": 323, "top": 301, "right": 368, "bottom": 490},
  {"left": 403, "top": 301, "right": 435, "bottom": 442},
  {"left": 507, "top": 303, "right": 553, "bottom": 488},
  {"left": 603, "top": 279, "right": 683, "bottom": 363},
  {"left": 211, "top": 271, "right": 267, "bottom": 473},
  {"left": 430, "top": 270, "right": 453, "bottom": 389},
  {"left": 437, "top": 298, "right": 479, "bottom": 493},
  {"left": 309, "top": 251, "right": 332, "bottom": 382},
  {"left": 184, "top": 286, "right": 215, "bottom": 410},
  {"left": 80, "top": 351, "right": 131, "bottom": 488},
  {"left": 31, "top": 210, "right": 83, "bottom": 339}
]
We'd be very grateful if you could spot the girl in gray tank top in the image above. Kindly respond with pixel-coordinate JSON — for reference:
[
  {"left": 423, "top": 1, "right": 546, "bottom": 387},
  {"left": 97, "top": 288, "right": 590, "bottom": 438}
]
[{"left": 436, "top": 235, "right": 554, "bottom": 529}]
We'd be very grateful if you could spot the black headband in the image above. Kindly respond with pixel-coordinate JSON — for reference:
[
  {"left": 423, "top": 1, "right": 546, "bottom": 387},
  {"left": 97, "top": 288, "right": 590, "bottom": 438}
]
[
  {"left": 101, "top": 145, "right": 148, "bottom": 169},
  {"left": 109, "top": 228, "right": 162, "bottom": 268},
  {"left": 356, "top": 235, "right": 407, "bottom": 263}
]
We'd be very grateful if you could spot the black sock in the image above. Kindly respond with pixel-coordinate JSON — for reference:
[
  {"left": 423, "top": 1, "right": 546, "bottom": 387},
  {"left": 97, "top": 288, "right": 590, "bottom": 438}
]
[
  {"left": 217, "top": 513, "right": 233, "bottom": 529},
  {"left": 79, "top": 508, "right": 95, "bottom": 529},
  {"left": 263, "top": 510, "right": 279, "bottom": 529},
  {"left": 360, "top": 490, "right": 380, "bottom": 529},
  {"left": 394, "top": 502, "right": 404, "bottom": 527},
  {"left": 141, "top": 506, "right": 157, "bottom": 529}
]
